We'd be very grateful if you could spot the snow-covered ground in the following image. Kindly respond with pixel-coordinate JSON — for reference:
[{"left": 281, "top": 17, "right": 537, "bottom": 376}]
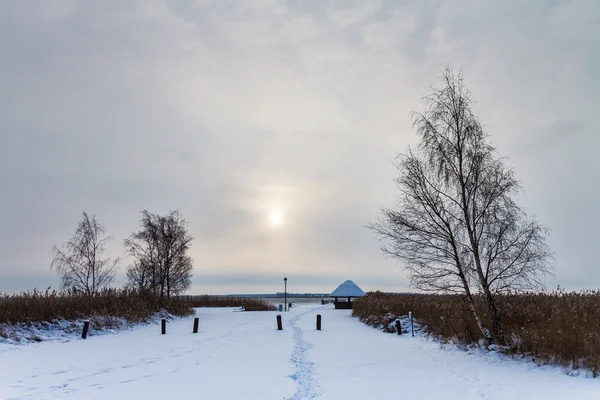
[{"left": 1, "top": 304, "right": 598, "bottom": 399}]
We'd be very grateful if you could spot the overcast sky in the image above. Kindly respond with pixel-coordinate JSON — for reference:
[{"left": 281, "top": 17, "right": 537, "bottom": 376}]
[{"left": 1, "top": 0, "right": 598, "bottom": 295}]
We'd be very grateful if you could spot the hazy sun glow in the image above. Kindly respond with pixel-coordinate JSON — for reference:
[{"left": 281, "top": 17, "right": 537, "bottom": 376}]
[{"left": 269, "top": 210, "right": 283, "bottom": 226}]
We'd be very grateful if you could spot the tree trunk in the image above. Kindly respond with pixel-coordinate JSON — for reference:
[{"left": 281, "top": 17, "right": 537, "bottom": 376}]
[
  {"left": 466, "top": 294, "right": 489, "bottom": 341},
  {"left": 453, "top": 257, "right": 490, "bottom": 340},
  {"left": 458, "top": 172, "right": 500, "bottom": 343},
  {"left": 483, "top": 285, "right": 501, "bottom": 343},
  {"left": 458, "top": 273, "right": 490, "bottom": 341}
]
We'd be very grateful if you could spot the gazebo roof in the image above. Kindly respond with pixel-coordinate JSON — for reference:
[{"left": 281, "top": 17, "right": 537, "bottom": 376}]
[{"left": 329, "top": 280, "right": 366, "bottom": 298}]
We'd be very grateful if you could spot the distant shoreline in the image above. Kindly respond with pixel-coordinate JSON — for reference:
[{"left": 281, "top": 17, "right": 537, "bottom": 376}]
[{"left": 182, "top": 293, "right": 331, "bottom": 299}]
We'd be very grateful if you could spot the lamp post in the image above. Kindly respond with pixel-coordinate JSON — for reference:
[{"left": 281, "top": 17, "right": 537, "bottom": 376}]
[{"left": 284, "top": 277, "right": 287, "bottom": 312}]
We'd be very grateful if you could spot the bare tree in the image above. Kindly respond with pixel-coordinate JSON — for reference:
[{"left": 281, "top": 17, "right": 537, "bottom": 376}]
[
  {"left": 51, "top": 212, "right": 119, "bottom": 296},
  {"left": 370, "top": 67, "right": 553, "bottom": 343},
  {"left": 124, "top": 210, "right": 193, "bottom": 297}
]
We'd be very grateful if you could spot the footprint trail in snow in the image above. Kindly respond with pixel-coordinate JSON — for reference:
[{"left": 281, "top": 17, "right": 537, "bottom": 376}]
[{"left": 287, "top": 309, "right": 321, "bottom": 400}]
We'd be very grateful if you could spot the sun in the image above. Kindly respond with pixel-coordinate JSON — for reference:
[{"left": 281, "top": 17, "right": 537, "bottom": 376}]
[{"left": 269, "top": 210, "right": 283, "bottom": 226}]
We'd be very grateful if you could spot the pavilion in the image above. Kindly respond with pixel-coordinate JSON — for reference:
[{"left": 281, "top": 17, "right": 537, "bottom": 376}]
[{"left": 329, "top": 280, "right": 366, "bottom": 309}]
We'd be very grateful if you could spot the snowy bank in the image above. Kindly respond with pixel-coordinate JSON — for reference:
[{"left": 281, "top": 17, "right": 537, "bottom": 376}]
[{"left": 0, "top": 310, "right": 175, "bottom": 348}]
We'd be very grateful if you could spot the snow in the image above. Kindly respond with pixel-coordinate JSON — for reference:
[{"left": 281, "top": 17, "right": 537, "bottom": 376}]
[
  {"left": 329, "top": 280, "right": 366, "bottom": 298},
  {"left": 0, "top": 315, "right": 159, "bottom": 347},
  {"left": 1, "top": 304, "right": 598, "bottom": 399}
]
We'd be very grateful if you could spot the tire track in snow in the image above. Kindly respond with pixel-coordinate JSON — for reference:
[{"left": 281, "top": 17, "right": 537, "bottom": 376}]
[{"left": 286, "top": 308, "right": 322, "bottom": 400}]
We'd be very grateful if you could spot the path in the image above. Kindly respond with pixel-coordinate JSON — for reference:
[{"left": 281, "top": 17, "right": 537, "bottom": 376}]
[
  {"left": 1, "top": 304, "right": 598, "bottom": 400},
  {"left": 286, "top": 307, "right": 323, "bottom": 400}
]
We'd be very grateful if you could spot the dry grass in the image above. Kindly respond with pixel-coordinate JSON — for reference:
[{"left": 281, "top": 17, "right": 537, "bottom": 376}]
[
  {"left": 178, "top": 295, "right": 277, "bottom": 311},
  {"left": 0, "top": 290, "right": 273, "bottom": 342},
  {"left": 0, "top": 290, "right": 276, "bottom": 333},
  {"left": 0, "top": 288, "right": 194, "bottom": 327},
  {"left": 353, "top": 290, "right": 600, "bottom": 377}
]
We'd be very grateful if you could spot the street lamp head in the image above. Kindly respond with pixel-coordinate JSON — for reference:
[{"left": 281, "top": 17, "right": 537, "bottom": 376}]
[{"left": 284, "top": 277, "right": 287, "bottom": 282}]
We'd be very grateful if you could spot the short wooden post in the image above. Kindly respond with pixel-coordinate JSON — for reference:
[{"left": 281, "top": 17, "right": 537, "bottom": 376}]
[
  {"left": 193, "top": 317, "right": 199, "bottom": 333},
  {"left": 410, "top": 311, "right": 414, "bottom": 337},
  {"left": 82, "top": 320, "right": 90, "bottom": 339},
  {"left": 277, "top": 315, "right": 283, "bottom": 331},
  {"left": 161, "top": 318, "right": 166, "bottom": 335},
  {"left": 316, "top": 314, "right": 322, "bottom": 331},
  {"left": 396, "top": 319, "right": 401, "bottom": 335}
]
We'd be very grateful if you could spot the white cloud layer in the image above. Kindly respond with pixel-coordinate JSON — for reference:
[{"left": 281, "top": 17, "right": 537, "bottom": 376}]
[{"left": 0, "top": 0, "right": 598, "bottom": 294}]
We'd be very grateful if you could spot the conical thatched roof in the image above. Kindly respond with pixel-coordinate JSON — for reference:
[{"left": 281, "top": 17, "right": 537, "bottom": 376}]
[{"left": 329, "top": 280, "right": 366, "bottom": 297}]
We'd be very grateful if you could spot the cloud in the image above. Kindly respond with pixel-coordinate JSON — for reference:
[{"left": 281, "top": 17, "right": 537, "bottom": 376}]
[
  {"left": 0, "top": 0, "right": 598, "bottom": 294},
  {"left": 326, "top": 0, "right": 383, "bottom": 27}
]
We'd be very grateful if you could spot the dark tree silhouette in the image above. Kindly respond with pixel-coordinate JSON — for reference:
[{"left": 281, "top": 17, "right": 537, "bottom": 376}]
[
  {"left": 51, "top": 212, "right": 119, "bottom": 296},
  {"left": 124, "top": 210, "right": 193, "bottom": 298},
  {"left": 370, "top": 67, "right": 553, "bottom": 343}
]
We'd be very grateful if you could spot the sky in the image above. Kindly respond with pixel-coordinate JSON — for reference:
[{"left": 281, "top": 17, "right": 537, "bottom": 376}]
[{"left": 0, "top": 0, "right": 599, "bottom": 295}]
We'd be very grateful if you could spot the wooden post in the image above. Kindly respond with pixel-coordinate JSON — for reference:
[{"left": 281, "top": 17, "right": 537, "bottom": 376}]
[
  {"left": 277, "top": 315, "right": 283, "bottom": 331},
  {"left": 82, "top": 320, "right": 90, "bottom": 339},
  {"left": 410, "top": 312, "right": 414, "bottom": 337},
  {"left": 316, "top": 314, "right": 322, "bottom": 331},
  {"left": 161, "top": 318, "right": 166, "bottom": 335},
  {"left": 193, "top": 317, "right": 199, "bottom": 333},
  {"left": 396, "top": 319, "right": 401, "bottom": 335}
]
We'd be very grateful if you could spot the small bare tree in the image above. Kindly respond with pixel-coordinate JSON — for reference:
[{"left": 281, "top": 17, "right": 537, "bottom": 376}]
[
  {"left": 124, "top": 210, "right": 193, "bottom": 297},
  {"left": 370, "top": 67, "right": 553, "bottom": 343},
  {"left": 51, "top": 212, "right": 119, "bottom": 296}
]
